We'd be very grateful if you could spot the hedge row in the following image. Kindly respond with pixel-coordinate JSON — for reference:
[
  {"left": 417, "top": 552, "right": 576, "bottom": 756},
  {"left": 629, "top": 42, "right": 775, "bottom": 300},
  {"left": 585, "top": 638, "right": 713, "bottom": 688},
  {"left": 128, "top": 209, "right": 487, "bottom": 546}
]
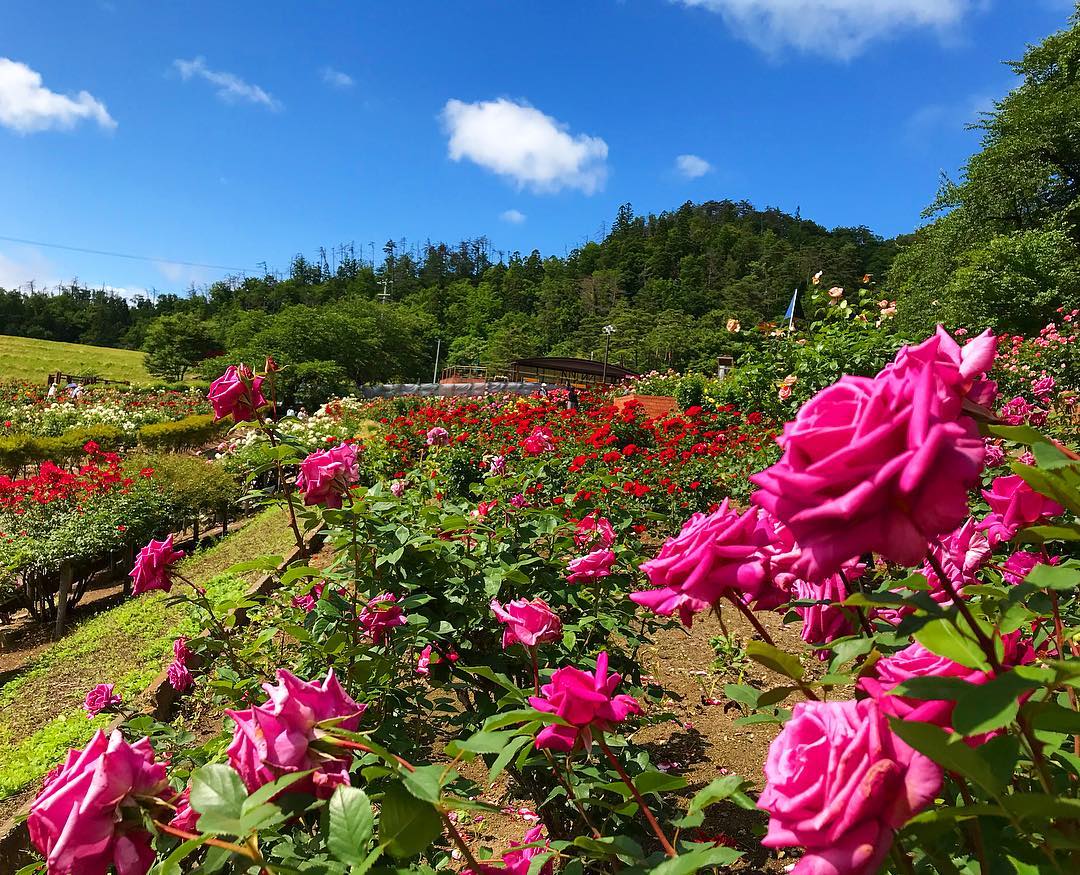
[{"left": 0, "top": 414, "right": 225, "bottom": 472}]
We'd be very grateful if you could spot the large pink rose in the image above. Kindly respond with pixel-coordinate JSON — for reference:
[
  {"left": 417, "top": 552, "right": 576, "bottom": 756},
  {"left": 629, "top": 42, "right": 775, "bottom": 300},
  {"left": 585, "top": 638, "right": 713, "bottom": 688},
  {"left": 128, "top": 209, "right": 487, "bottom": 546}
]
[
  {"left": 130, "top": 535, "right": 185, "bottom": 596},
  {"left": 357, "top": 592, "right": 407, "bottom": 644},
  {"left": 491, "top": 598, "right": 562, "bottom": 649},
  {"left": 529, "top": 651, "right": 641, "bottom": 752},
  {"left": 752, "top": 328, "right": 992, "bottom": 577},
  {"left": 574, "top": 514, "right": 616, "bottom": 549},
  {"left": 978, "top": 474, "right": 1064, "bottom": 546},
  {"left": 297, "top": 443, "right": 359, "bottom": 509},
  {"left": 1002, "top": 550, "right": 1059, "bottom": 585},
  {"left": 463, "top": 825, "right": 553, "bottom": 875},
  {"left": 523, "top": 426, "right": 555, "bottom": 455},
  {"left": 792, "top": 575, "right": 854, "bottom": 657},
  {"left": 631, "top": 500, "right": 790, "bottom": 626},
  {"left": 83, "top": 683, "right": 123, "bottom": 718},
  {"left": 566, "top": 548, "right": 615, "bottom": 582},
  {"left": 226, "top": 669, "right": 365, "bottom": 796},
  {"left": 759, "top": 699, "right": 941, "bottom": 875},
  {"left": 29, "top": 730, "right": 168, "bottom": 875},
  {"left": 425, "top": 426, "right": 450, "bottom": 446},
  {"left": 858, "top": 635, "right": 1034, "bottom": 740},
  {"left": 208, "top": 364, "right": 266, "bottom": 422}
]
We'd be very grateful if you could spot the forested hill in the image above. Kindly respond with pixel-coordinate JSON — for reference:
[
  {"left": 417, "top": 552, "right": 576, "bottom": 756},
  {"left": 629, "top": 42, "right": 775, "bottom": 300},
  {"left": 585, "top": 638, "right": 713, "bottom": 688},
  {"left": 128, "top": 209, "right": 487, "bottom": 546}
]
[{"left": 0, "top": 200, "right": 900, "bottom": 383}]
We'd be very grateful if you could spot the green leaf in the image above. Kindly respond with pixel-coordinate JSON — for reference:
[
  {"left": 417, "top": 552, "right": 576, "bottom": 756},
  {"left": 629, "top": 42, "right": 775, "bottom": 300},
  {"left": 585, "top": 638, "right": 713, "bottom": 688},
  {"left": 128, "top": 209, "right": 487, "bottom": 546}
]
[
  {"left": 746, "top": 640, "right": 804, "bottom": 681},
  {"left": 757, "top": 686, "right": 797, "bottom": 706},
  {"left": 224, "top": 556, "right": 283, "bottom": 575},
  {"left": 402, "top": 763, "right": 449, "bottom": 805},
  {"left": 1024, "top": 563, "right": 1080, "bottom": 591},
  {"left": 952, "top": 670, "right": 1040, "bottom": 736},
  {"left": 489, "top": 734, "right": 532, "bottom": 785},
  {"left": 889, "top": 676, "right": 976, "bottom": 700},
  {"left": 328, "top": 786, "right": 374, "bottom": 866},
  {"left": 280, "top": 564, "right": 322, "bottom": 585},
  {"left": 723, "top": 684, "right": 761, "bottom": 708},
  {"left": 889, "top": 720, "right": 1003, "bottom": 794},
  {"left": 447, "top": 730, "right": 517, "bottom": 756},
  {"left": 1033, "top": 442, "right": 1077, "bottom": 470},
  {"left": 1025, "top": 700, "right": 1080, "bottom": 733},
  {"left": 646, "top": 846, "right": 743, "bottom": 874},
  {"left": 378, "top": 782, "right": 443, "bottom": 858},
  {"left": 1017, "top": 524, "right": 1080, "bottom": 543},
  {"left": 915, "top": 618, "right": 990, "bottom": 671},
  {"left": 190, "top": 764, "right": 248, "bottom": 835},
  {"left": 984, "top": 424, "right": 1052, "bottom": 446},
  {"left": 152, "top": 837, "right": 209, "bottom": 875}
]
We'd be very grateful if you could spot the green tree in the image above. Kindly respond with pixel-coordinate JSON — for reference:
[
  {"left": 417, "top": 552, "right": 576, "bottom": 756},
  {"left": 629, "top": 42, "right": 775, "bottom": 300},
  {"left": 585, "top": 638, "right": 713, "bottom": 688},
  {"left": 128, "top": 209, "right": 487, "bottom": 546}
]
[{"left": 142, "top": 314, "right": 218, "bottom": 381}]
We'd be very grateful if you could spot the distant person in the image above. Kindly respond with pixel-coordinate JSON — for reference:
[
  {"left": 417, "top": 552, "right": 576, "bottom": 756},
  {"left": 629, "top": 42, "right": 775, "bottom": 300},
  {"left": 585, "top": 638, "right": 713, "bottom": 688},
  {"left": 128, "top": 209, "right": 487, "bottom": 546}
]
[
  {"left": 72, "top": 383, "right": 84, "bottom": 399},
  {"left": 46, "top": 381, "right": 58, "bottom": 398},
  {"left": 539, "top": 382, "right": 549, "bottom": 398},
  {"left": 567, "top": 384, "right": 579, "bottom": 411}
]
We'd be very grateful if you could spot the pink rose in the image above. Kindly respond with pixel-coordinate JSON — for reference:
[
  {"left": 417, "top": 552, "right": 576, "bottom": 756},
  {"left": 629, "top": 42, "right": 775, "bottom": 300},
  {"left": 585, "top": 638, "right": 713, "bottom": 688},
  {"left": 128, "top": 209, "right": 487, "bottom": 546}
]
[
  {"left": 752, "top": 328, "right": 991, "bottom": 577},
  {"left": 226, "top": 669, "right": 365, "bottom": 795},
  {"left": 529, "top": 651, "right": 640, "bottom": 752},
  {"left": 1002, "top": 550, "right": 1060, "bottom": 585},
  {"left": 168, "top": 787, "right": 199, "bottom": 833},
  {"left": 792, "top": 575, "right": 854, "bottom": 658},
  {"left": 979, "top": 474, "right": 1063, "bottom": 545},
  {"left": 29, "top": 730, "right": 167, "bottom": 875},
  {"left": 631, "top": 501, "right": 790, "bottom": 626},
  {"left": 491, "top": 598, "right": 562, "bottom": 649},
  {"left": 358, "top": 592, "right": 407, "bottom": 644},
  {"left": 463, "top": 825, "right": 553, "bottom": 875},
  {"left": 130, "top": 535, "right": 185, "bottom": 595},
  {"left": 426, "top": 426, "right": 450, "bottom": 446},
  {"left": 488, "top": 455, "right": 507, "bottom": 476},
  {"left": 292, "top": 583, "right": 325, "bottom": 613},
  {"left": 390, "top": 478, "right": 407, "bottom": 497},
  {"left": 208, "top": 364, "right": 266, "bottom": 422},
  {"left": 173, "top": 636, "right": 192, "bottom": 664},
  {"left": 759, "top": 699, "right": 941, "bottom": 875},
  {"left": 83, "top": 683, "right": 122, "bottom": 718},
  {"left": 297, "top": 443, "right": 359, "bottom": 509},
  {"left": 1031, "top": 375, "right": 1056, "bottom": 402},
  {"left": 510, "top": 493, "right": 528, "bottom": 509},
  {"left": 523, "top": 426, "right": 555, "bottom": 455},
  {"left": 566, "top": 548, "right": 615, "bottom": 582},
  {"left": 167, "top": 660, "right": 194, "bottom": 692},
  {"left": 415, "top": 645, "right": 457, "bottom": 677},
  {"left": 574, "top": 514, "right": 616, "bottom": 549},
  {"left": 983, "top": 439, "right": 1006, "bottom": 467},
  {"left": 858, "top": 635, "right": 1034, "bottom": 739}
]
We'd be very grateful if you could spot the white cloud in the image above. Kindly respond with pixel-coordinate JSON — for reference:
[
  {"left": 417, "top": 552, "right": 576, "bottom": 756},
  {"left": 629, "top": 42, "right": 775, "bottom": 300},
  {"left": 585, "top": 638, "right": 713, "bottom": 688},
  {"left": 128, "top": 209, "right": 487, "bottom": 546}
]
[
  {"left": 321, "top": 67, "right": 354, "bottom": 88},
  {"left": 905, "top": 92, "right": 996, "bottom": 144},
  {"left": 173, "top": 57, "right": 281, "bottom": 110},
  {"left": 673, "top": 0, "right": 974, "bottom": 59},
  {"left": 0, "top": 58, "right": 115, "bottom": 134},
  {"left": 500, "top": 209, "right": 527, "bottom": 224},
  {"left": 442, "top": 98, "right": 608, "bottom": 194},
  {"left": 675, "top": 154, "right": 712, "bottom": 179}
]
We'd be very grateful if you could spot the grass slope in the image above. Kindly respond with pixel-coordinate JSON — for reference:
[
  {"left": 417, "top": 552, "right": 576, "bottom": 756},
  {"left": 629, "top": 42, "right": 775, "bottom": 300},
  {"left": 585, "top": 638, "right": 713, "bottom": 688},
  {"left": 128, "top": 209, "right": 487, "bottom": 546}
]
[
  {"left": 0, "top": 509, "right": 294, "bottom": 802},
  {"left": 0, "top": 334, "right": 150, "bottom": 384}
]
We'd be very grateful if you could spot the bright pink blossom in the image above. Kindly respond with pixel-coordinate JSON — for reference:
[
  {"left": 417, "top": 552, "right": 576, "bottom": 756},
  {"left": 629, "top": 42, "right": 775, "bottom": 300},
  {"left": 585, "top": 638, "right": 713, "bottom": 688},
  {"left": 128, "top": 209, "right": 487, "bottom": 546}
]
[
  {"left": 979, "top": 474, "right": 1063, "bottom": 545},
  {"left": 208, "top": 365, "right": 266, "bottom": 422},
  {"left": 793, "top": 575, "right": 853, "bottom": 657},
  {"left": 759, "top": 699, "right": 941, "bottom": 875},
  {"left": 1032, "top": 375, "right": 1056, "bottom": 402},
  {"left": 84, "top": 683, "right": 122, "bottom": 718},
  {"left": 523, "top": 426, "right": 555, "bottom": 455},
  {"left": 462, "top": 826, "right": 552, "bottom": 875},
  {"left": 426, "top": 426, "right": 450, "bottom": 446},
  {"left": 751, "top": 328, "right": 992, "bottom": 577},
  {"left": 390, "top": 478, "right": 407, "bottom": 497},
  {"left": 297, "top": 443, "right": 359, "bottom": 509},
  {"left": 491, "top": 598, "right": 562, "bottom": 649},
  {"left": 168, "top": 787, "right": 199, "bottom": 832},
  {"left": 1002, "top": 550, "right": 1060, "bottom": 585},
  {"left": 226, "top": 669, "right": 365, "bottom": 795},
  {"left": 529, "top": 651, "right": 640, "bottom": 752},
  {"left": 574, "top": 514, "right": 616, "bottom": 549},
  {"left": 510, "top": 493, "right": 528, "bottom": 509},
  {"left": 488, "top": 455, "right": 507, "bottom": 476},
  {"left": 173, "top": 636, "right": 191, "bottom": 664},
  {"left": 130, "top": 535, "right": 185, "bottom": 595},
  {"left": 28, "top": 730, "right": 167, "bottom": 875},
  {"left": 167, "top": 661, "right": 194, "bottom": 692},
  {"left": 358, "top": 592, "right": 407, "bottom": 644},
  {"left": 566, "top": 548, "right": 615, "bottom": 582}
]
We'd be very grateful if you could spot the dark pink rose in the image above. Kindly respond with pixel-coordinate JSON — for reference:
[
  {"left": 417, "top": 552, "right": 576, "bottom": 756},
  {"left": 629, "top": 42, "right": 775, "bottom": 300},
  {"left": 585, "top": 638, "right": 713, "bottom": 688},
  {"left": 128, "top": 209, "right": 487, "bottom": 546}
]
[
  {"left": 297, "top": 443, "right": 359, "bottom": 508},
  {"left": 358, "top": 592, "right": 407, "bottom": 644},
  {"left": 173, "top": 636, "right": 192, "bottom": 664},
  {"left": 463, "top": 825, "right": 553, "bottom": 875},
  {"left": 130, "top": 535, "right": 185, "bottom": 596},
  {"left": 29, "top": 730, "right": 167, "bottom": 875},
  {"left": 529, "top": 651, "right": 640, "bottom": 752},
  {"left": 523, "top": 426, "right": 555, "bottom": 455},
  {"left": 168, "top": 787, "right": 199, "bottom": 832},
  {"left": 574, "top": 514, "right": 616, "bottom": 549},
  {"left": 425, "top": 426, "right": 450, "bottom": 446},
  {"left": 83, "top": 683, "right": 122, "bottom": 718},
  {"left": 167, "top": 660, "right": 194, "bottom": 692},
  {"left": 792, "top": 575, "right": 854, "bottom": 658},
  {"left": 208, "top": 365, "right": 266, "bottom": 422},
  {"left": 226, "top": 669, "right": 365, "bottom": 796},
  {"left": 1002, "top": 550, "right": 1060, "bottom": 585},
  {"left": 759, "top": 699, "right": 941, "bottom": 875},
  {"left": 983, "top": 440, "right": 1006, "bottom": 467},
  {"left": 292, "top": 583, "right": 324, "bottom": 614},
  {"left": 566, "top": 548, "right": 615, "bottom": 582},
  {"left": 491, "top": 598, "right": 562, "bottom": 649},
  {"left": 978, "top": 474, "right": 1064, "bottom": 545},
  {"left": 752, "top": 328, "right": 992, "bottom": 577}
]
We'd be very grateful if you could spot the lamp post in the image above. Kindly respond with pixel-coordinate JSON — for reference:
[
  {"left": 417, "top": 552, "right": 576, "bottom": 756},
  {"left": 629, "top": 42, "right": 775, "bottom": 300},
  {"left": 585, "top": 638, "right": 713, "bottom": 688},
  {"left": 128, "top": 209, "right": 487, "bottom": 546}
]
[{"left": 601, "top": 324, "right": 616, "bottom": 384}]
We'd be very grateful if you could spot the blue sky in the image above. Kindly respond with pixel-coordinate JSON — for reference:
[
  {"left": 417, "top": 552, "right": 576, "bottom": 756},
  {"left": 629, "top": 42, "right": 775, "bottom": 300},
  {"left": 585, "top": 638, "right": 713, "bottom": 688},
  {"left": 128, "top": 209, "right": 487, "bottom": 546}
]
[{"left": 0, "top": 0, "right": 1073, "bottom": 296}]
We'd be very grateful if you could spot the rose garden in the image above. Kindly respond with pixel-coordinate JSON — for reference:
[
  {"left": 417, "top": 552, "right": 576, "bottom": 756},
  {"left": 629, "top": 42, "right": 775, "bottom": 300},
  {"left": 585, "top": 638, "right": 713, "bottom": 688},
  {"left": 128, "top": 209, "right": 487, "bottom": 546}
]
[{"left": 0, "top": 287, "right": 1077, "bottom": 875}]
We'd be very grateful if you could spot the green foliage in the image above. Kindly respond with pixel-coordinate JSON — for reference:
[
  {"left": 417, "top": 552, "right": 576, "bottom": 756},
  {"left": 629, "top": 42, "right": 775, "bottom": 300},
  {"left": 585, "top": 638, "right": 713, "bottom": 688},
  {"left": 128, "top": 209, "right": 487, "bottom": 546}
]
[
  {"left": 136, "top": 413, "right": 224, "bottom": 451},
  {"left": 0, "top": 425, "right": 126, "bottom": 472},
  {"left": 143, "top": 314, "right": 219, "bottom": 381}
]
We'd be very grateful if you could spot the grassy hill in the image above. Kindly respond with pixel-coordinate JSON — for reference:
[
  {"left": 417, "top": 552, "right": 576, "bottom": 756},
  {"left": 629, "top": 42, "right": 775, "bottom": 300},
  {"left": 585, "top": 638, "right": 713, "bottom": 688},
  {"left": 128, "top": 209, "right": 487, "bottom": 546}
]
[{"left": 0, "top": 334, "right": 150, "bottom": 384}]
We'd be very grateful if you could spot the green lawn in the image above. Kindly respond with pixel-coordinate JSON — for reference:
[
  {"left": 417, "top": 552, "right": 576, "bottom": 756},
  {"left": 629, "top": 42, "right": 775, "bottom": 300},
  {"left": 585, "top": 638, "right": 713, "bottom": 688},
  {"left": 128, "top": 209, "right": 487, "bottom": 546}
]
[
  {"left": 0, "top": 334, "right": 150, "bottom": 384},
  {"left": 0, "top": 509, "right": 296, "bottom": 803}
]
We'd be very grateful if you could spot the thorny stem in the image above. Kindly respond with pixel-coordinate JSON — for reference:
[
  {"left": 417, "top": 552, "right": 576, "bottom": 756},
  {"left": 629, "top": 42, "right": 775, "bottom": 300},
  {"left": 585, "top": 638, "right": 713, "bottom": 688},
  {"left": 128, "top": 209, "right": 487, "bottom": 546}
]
[
  {"left": 724, "top": 591, "right": 775, "bottom": 646},
  {"left": 545, "top": 750, "right": 602, "bottom": 839},
  {"left": 597, "top": 736, "right": 677, "bottom": 858},
  {"left": 890, "top": 843, "right": 917, "bottom": 875},
  {"left": 1049, "top": 590, "right": 1080, "bottom": 761},
  {"left": 258, "top": 403, "right": 307, "bottom": 559},
  {"left": 529, "top": 645, "right": 541, "bottom": 697},
  {"left": 177, "top": 575, "right": 246, "bottom": 676},
  {"left": 154, "top": 820, "right": 263, "bottom": 861}
]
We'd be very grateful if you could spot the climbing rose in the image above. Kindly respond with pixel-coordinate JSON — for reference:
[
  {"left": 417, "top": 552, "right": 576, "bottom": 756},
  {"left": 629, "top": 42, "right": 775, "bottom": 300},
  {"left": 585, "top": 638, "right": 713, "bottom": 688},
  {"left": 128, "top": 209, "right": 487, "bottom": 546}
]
[
  {"left": 574, "top": 514, "right": 616, "bottom": 549},
  {"left": 28, "top": 730, "right": 167, "bottom": 875},
  {"left": 858, "top": 635, "right": 1034, "bottom": 739},
  {"left": 491, "top": 598, "right": 562, "bottom": 649},
  {"left": 83, "top": 683, "right": 122, "bottom": 718},
  {"left": 297, "top": 443, "right": 359, "bottom": 508},
  {"left": 566, "top": 548, "right": 615, "bottom": 582},
  {"left": 167, "top": 661, "right": 194, "bottom": 692},
  {"left": 226, "top": 669, "right": 365, "bottom": 795},
  {"left": 462, "top": 825, "right": 553, "bottom": 875},
  {"left": 130, "top": 535, "right": 185, "bottom": 595},
  {"left": 208, "top": 364, "right": 266, "bottom": 422},
  {"left": 792, "top": 575, "right": 854, "bottom": 657},
  {"left": 523, "top": 426, "right": 555, "bottom": 455},
  {"left": 751, "top": 327, "right": 992, "bottom": 577},
  {"left": 358, "top": 592, "right": 407, "bottom": 643},
  {"left": 759, "top": 699, "right": 941, "bottom": 875},
  {"left": 529, "top": 651, "right": 640, "bottom": 752},
  {"left": 631, "top": 500, "right": 789, "bottom": 626},
  {"left": 979, "top": 474, "right": 1064, "bottom": 546},
  {"left": 426, "top": 426, "right": 450, "bottom": 446},
  {"left": 1032, "top": 375, "right": 1056, "bottom": 402}
]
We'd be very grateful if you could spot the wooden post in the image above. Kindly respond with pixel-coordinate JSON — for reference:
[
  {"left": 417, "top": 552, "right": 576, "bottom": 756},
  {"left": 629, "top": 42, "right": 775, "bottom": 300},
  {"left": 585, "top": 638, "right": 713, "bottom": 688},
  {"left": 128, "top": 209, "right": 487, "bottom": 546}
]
[
  {"left": 54, "top": 562, "right": 73, "bottom": 639},
  {"left": 221, "top": 506, "right": 229, "bottom": 536},
  {"left": 192, "top": 515, "right": 200, "bottom": 545}
]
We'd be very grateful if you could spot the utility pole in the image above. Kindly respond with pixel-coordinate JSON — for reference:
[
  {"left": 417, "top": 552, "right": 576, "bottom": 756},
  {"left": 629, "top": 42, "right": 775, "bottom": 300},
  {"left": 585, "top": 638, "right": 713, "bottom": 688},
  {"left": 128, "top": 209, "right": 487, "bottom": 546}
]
[
  {"left": 601, "top": 324, "right": 616, "bottom": 384},
  {"left": 432, "top": 338, "right": 442, "bottom": 384}
]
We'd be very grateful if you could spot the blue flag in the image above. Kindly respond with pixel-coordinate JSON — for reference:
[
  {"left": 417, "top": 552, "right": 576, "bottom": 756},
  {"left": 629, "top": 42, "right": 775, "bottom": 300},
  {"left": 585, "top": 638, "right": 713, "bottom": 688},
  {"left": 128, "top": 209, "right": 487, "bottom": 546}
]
[{"left": 784, "top": 288, "right": 799, "bottom": 325}]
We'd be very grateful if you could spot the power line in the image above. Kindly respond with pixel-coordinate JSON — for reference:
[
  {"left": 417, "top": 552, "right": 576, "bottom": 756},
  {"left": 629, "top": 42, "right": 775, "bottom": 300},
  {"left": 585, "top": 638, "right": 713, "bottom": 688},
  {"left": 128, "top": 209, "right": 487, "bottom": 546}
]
[{"left": 0, "top": 234, "right": 254, "bottom": 273}]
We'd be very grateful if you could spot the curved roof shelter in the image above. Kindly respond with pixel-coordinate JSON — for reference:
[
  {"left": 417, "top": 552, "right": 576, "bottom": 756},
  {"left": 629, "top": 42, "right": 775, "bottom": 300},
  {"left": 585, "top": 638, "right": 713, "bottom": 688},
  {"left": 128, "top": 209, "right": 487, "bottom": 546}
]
[{"left": 509, "top": 356, "right": 637, "bottom": 387}]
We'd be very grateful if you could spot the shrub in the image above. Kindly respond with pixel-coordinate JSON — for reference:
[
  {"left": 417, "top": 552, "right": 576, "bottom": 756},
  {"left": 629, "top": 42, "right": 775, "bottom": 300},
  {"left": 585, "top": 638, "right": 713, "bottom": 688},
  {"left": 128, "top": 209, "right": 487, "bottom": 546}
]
[{"left": 137, "top": 414, "right": 224, "bottom": 451}]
